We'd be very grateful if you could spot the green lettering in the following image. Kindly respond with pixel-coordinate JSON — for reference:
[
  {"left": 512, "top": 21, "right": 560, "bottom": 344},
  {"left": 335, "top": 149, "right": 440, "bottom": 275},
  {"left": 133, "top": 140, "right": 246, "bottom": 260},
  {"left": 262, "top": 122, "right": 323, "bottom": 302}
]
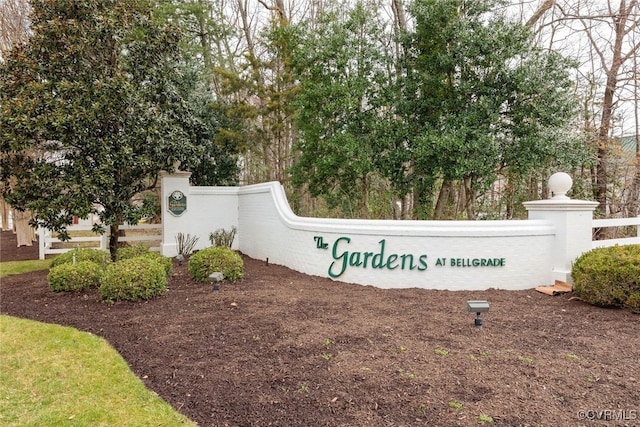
[
  {"left": 328, "top": 237, "right": 350, "bottom": 278},
  {"left": 386, "top": 254, "right": 398, "bottom": 270},
  {"left": 401, "top": 254, "right": 415, "bottom": 270},
  {"left": 363, "top": 252, "right": 374, "bottom": 268},
  {"left": 349, "top": 251, "right": 362, "bottom": 267},
  {"left": 372, "top": 240, "right": 386, "bottom": 268},
  {"left": 418, "top": 255, "right": 428, "bottom": 271}
]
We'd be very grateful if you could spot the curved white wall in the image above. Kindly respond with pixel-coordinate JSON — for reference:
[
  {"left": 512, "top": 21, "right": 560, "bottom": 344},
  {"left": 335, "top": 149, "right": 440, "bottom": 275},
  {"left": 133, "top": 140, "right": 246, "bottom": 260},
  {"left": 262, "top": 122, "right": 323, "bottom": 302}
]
[
  {"left": 237, "top": 182, "right": 556, "bottom": 290},
  {"left": 162, "top": 173, "right": 603, "bottom": 290}
]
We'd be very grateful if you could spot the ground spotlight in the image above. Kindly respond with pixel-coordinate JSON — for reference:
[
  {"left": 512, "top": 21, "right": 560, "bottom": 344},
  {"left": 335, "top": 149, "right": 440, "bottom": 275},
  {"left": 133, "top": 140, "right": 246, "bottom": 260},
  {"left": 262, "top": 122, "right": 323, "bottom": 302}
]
[
  {"left": 208, "top": 272, "right": 224, "bottom": 293},
  {"left": 467, "top": 300, "right": 489, "bottom": 329}
]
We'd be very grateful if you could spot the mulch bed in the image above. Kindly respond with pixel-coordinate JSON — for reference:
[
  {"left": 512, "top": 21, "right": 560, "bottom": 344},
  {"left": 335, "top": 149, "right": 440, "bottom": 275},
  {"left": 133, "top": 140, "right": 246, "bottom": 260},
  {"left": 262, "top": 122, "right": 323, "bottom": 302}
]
[
  {"left": 0, "top": 230, "right": 39, "bottom": 261},
  {"left": 1, "top": 250, "right": 639, "bottom": 426}
]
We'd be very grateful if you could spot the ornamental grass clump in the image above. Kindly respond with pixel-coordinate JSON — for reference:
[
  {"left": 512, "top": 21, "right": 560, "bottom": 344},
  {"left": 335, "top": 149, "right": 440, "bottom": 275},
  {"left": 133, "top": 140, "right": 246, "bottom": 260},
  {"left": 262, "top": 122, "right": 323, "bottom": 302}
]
[
  {"left": 99, "top": 257, "right": 167, "bottom": 304},
  {"left": 188, "top": 246, "right": 244, "bottom": 282},
  {"left": 50, "top": 248, "right": 110, "bottom": 268},
  {"left": 572, "top": 244, "right": 640, "bottom": 313},
  {"left": 48, "top": 261, "right": 104, "bottom": 292}
]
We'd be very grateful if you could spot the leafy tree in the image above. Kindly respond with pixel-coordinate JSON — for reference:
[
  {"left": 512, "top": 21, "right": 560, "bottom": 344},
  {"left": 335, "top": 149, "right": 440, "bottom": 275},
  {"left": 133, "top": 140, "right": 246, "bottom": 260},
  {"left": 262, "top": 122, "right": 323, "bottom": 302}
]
[
  {"left": 391, "top": 0, "right": 587, "bottom": 218},
  {"left": 154, "top": 0, "right": 241, "bottom": 186},
  {"left": 291, "top": 3, "right": 394, "bottom": 217},
  {"left": 0, "top": 0, "right": 208, "bottom": 259}
]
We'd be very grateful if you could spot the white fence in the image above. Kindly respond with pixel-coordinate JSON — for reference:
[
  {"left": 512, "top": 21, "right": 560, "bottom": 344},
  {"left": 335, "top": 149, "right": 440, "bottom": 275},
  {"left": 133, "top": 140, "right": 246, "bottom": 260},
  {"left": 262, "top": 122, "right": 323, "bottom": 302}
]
[
  {"left": 39, "top": 223, "right": 162, "bottom": 259},
  {"left": 592, "top": 216, "right": 640, "bottom": 249}
]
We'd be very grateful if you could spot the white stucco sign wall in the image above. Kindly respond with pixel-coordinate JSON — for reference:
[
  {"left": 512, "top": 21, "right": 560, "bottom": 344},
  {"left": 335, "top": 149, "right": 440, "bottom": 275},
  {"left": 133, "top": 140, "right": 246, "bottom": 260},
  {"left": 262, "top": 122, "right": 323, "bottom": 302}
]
[{"left": 161, "top": 172, "right": 598, "bottom": 291}]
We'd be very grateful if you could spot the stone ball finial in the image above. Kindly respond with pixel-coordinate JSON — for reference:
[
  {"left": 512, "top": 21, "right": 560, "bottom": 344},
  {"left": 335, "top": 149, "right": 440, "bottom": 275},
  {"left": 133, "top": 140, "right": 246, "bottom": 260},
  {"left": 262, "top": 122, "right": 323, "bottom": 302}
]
[{"left": 548, "top": 172, "right": 572, "bottom": 199}]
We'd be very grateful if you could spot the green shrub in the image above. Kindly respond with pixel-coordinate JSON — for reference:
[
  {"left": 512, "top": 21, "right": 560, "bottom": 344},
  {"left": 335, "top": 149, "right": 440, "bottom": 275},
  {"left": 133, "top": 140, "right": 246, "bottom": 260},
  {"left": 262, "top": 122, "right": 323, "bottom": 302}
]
[
  {"left": 99, "top": 257, "right": 167, "bottom": 303},
  {"left": 188, "top": 246, "right": 244, "bottom": 282},
  {"left": 572, "top": 245, "right": 640, "bottom": 313},
  {"left": 50, "top": 248, "right": 110, "bottom": 268},
  {"left": 48, "top": 261, "right": 104, "bottom": 292},
  {"left": 139, "top": 252, "right": 173, "bottom": 277},
  {"left": 114, "top": 244, "right": 171, "bottom": 276},
  {"left": 115, "top": 244, "right": 150, "bottom": 261}
]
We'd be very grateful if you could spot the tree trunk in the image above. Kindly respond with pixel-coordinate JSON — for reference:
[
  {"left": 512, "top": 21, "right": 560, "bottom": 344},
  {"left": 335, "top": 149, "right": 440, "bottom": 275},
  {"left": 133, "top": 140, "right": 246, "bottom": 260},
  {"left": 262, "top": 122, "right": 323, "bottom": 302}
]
[
  {"left": 434, "top": 180, "right": 455, "bottom": 219},
  {"left": 0, "top": 197, "right": 11, "bottom": 230},
  {"left": 109, "top": 223, "right": 120, "bottom": 262},
  {"left": 13, "top": 209, "right": 34, "bottom": 246},
  {"left": 526, "top": 0, "right": 556, "bottom": 28},
  {"left": 628, "top": 45, "right": 640, "bottom": 217},
  {"left": 593, "top": 0, "right": 635, "bottom": 216}
]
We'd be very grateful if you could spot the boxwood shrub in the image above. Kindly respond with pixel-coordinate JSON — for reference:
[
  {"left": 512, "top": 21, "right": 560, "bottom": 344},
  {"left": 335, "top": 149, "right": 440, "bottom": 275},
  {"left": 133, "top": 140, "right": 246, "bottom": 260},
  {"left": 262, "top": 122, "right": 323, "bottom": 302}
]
[
  {"left": 114, "top": 244, "right": 172, "bottom": 277},
  {"left": 50, "top": 248, "right": 111, "bottom": 268},
  {"left": 115, "top": 244, "right": 150, "bottom": 261},
  {"left": 139, "top": 252, "right": 173, "bottom": 277},
  {"left": 99, "top": 257, "right": 167, "bottom": 303},
  {"left": 188, "top": 246, "right": 244, "bottom": 282},
  {"left": 572, "top": 244, "right": 640, "bottom": 313},
  {"left": 48, "top": 261, "right": 104, "bottom": 292}
]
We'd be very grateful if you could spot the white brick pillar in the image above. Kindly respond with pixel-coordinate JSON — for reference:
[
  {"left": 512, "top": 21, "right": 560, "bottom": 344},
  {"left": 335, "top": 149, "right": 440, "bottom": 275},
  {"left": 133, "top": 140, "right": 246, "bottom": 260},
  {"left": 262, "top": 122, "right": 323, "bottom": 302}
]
[
  {"left": 523, "top": 172, "right": 598, "bottom": 283},
  {"left": 160, "top": 171, "right": 192, "bottom": 257}
]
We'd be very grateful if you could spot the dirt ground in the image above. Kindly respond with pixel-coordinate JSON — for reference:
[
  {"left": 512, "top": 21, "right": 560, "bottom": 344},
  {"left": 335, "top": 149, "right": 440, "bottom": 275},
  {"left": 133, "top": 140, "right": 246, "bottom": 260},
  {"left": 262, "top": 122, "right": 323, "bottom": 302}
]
[{"left": 1, "top": 247, "right": 639, "bottom": 426}]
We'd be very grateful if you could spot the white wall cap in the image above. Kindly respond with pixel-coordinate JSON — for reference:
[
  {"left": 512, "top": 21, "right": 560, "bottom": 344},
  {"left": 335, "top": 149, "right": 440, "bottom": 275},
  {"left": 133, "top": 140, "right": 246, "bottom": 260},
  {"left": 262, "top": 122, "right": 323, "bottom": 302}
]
[
  {"left": 241, "top": 181, "right": 555, "bottom": 237},
  {"left": 548, "top": 172, "right": 573, "bottom": 199},
  {"left": 523, "top": 199, "right": 599, "bottom": 211}
]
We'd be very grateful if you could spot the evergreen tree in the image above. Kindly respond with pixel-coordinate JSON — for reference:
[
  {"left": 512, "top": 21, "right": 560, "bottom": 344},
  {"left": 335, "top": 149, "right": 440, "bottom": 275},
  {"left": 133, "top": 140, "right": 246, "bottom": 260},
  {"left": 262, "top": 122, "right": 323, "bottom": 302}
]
[{"left": 0, "top": 0, "right": 209, "bottom": 258}]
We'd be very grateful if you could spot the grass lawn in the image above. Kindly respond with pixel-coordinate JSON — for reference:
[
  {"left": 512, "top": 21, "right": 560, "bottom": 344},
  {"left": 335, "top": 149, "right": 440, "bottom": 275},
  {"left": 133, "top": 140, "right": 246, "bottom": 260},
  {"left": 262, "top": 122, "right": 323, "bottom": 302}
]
[
  {"left": 0, "top": 260, "right": 195, "bottom": 426},
  {"left": 0, "top": 259, "right": 51, "bottom": 278}
]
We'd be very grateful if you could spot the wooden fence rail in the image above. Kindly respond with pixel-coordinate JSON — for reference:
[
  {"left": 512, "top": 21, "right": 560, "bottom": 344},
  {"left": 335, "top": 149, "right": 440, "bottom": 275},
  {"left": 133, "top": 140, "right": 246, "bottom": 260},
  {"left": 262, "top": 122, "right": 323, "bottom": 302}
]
[
  {"left": 592, "top": 216, "right": 640, "bottom": 249},
  {"left": 39, "top": 223, "right": 162, "bottom": 259}
]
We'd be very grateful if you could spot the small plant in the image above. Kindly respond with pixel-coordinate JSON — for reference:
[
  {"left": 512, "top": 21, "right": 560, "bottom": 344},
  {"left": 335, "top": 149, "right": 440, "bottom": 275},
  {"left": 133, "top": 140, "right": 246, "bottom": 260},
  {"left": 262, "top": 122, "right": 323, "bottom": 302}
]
[
  {"left": 99, "top": 257, "right": 167, "bottom": 303},
  {"left": 435, "top": 348, "right": 449, "bottom": 356},
  {"left": 176, "top": 232, "right": 199, "bottom": 256},
  {"left": 208, "top": 226, "right": 237, "bottom": 248},
  {"left": 395, "top": 367, "right": 417, "bottom": 379},
  {"left": 323, "top": 338, "right": 332, "bottom": 346},
  {"left": 320, "top": 353, "right": 333, "bottom": 361},
  {"left": 565, "top": 353, "right": 579, "bottom": 361},
  {"left": 297, "top": 383, "right": 309, "bottom": 394},
  {"left": 518, "top": 355, "right": 534, "bottom": 364},
  {"left": 478, "top": 414, "right": 494, "bottom": 423},
  {"left": 48, "top": 261, "right": 103, "bottom": 292},
  {"left": 188, "top": 246, "right": 244, "bottom": 282},
  {"left": 448, "top": 401, "right": 463, "bottom": 410},
  {"left": 572, "top": 244, "right": 640, "bottom": 312},
  {"left": 399, "top": 345, "right": 408, "bottom": 352},
  {"left": 50, "top": 248, "right": 110, "bottom": 268}
]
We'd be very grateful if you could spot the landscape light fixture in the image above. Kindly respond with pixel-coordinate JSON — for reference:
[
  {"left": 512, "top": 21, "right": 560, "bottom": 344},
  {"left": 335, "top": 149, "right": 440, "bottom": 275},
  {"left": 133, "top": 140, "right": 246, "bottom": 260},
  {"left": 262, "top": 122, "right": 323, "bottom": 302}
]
[
  {"left": 176, "top": 254, "right": 184, "bottom": 266},
  {"left": 467, "top": 300, "right": 489, "bottom": 329},
  {"left": 208, "top": 272, "right": 224, "bottom": 293}
]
